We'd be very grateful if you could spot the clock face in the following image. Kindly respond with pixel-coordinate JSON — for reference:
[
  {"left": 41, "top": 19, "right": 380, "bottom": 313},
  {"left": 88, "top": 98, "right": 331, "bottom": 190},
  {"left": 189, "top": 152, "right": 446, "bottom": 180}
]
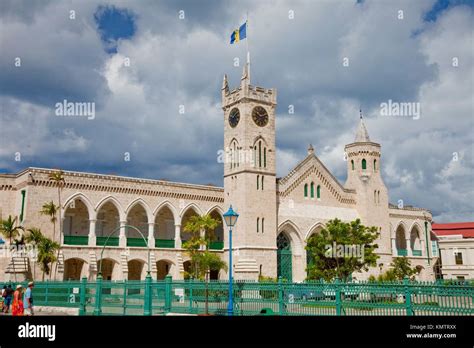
[
  {"left": 228, "top": 108, "right": 240, "bottom": 128},
  {"left": 252, "top": 106, "right": 269, "bottom": 127}
]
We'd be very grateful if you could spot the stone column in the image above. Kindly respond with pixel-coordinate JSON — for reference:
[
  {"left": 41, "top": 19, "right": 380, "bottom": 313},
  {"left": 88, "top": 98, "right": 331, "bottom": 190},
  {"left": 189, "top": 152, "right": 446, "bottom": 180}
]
[
  {"left": 148, "top": 223, "right": 155, "bottom": 248},
  {"left": 406, "top": 238, "right": 412, "bottom": 256},
  {"left": 119, "top": 220, "right": 127, "bottom": 248},
  {"left": 175, "top": 224, "right": 182, "bottom": 249},
  {"left": 391, "top": 238, "right": 397, "bottom": 256},
  {"left": 88, "top": 219, "right": 97, "bottom": 247}
]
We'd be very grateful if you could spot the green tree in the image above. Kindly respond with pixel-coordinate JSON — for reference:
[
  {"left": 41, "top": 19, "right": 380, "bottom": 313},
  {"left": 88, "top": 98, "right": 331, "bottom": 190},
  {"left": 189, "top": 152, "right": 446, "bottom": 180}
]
[
  {"left": 182, "top": 214, "right": 227, "bottom": 315},
  {"left": 40, "top": 201, "right": 59, "bottom": 241},
  {"left": 390, "top": 257, "right": 422, "bottom": 280},
  {"left": 0, "top": 215, "right": 24, "bottom": 244},
  {"left": 37, "top": 236, "right": 60, "bottom": 281},
  {"left": 306, "top": 218, "right": 379, "bottom": 282},
  {"left": 25, "top": 228, "right": 45, "bottom": 279}
]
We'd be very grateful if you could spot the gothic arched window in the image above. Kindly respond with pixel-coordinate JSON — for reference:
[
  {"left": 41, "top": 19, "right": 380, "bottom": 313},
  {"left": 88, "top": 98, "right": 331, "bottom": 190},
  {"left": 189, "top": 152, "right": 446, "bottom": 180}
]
[
  {"left": 304, "top": 183, "right": 308, "bottom": 197},
  {"left": 317, "top": 185, "right": 321, "bottom": 199},
  {"left": 351, "top": 160, "right": 355, "bottom": 170},
  {"left": 310, "top": 182, "right": 315, "bottom": 198},
  {"left": 362, "top": 159, "right": 367, "bottom": 170},
  {"left": 374, "top": 159, "right": 377, "bottom": 171}
]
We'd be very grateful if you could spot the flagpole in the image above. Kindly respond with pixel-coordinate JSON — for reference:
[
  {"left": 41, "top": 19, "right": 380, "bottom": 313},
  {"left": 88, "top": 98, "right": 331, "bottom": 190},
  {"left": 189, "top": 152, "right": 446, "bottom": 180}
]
[{"left": 246, "top": 11, "right": 250, "bottom": 82}]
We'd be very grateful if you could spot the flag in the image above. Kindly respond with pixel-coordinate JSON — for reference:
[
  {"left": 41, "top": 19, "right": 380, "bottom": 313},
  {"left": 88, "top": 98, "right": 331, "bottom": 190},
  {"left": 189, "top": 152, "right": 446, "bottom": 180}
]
[{"left": 230, "top": 21, "right": 247, "bottom": 44}]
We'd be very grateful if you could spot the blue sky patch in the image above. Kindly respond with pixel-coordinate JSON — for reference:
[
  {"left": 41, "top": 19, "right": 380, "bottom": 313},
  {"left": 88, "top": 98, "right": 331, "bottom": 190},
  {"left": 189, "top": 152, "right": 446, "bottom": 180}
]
[{"left": 94, "top": 5, "right": 136, "bottom": 54}]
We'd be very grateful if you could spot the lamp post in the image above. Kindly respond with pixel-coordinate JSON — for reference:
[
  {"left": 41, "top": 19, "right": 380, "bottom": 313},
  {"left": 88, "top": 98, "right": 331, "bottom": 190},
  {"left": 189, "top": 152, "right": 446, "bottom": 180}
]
[{"left": 223, "top": 205, "right": 239, "bottom": 316}]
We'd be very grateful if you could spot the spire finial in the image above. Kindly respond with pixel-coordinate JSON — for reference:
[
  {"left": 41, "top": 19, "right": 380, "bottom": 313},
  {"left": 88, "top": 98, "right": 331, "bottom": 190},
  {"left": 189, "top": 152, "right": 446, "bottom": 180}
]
[
  {"left": 307, "top": 144, "right": 314, "bottom": 155},
  {"left": 359, "top": 107, "right": 363, "bottom": 119}
]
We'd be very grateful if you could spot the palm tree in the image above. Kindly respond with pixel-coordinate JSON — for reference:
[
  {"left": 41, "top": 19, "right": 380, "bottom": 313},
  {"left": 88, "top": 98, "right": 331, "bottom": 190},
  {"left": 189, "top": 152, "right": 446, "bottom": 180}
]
[
  {"left": 0, "top": 215, "right": 23, "bottom": 244},
  {"left": 39, "top": 201, "right": 59, "bottom": 242},
  {"left": 26, "top": 228, "right": 45, "bottom": 279},
  {"left": 37, "top": 237, "right": 60, "bottom": 281},
  {"left": 48, "top": 169, "right": 65, "bottom": 279}
]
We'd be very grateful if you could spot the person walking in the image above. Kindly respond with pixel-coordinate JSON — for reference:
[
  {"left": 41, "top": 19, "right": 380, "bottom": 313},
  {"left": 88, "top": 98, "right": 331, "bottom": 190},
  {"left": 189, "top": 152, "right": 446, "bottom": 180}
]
[
  {"left": 12, "top": 285, "right": 23, "bottom": 316},
  {"left": 3, "top": 285, "right": 13, "bottom": 314},
  {"left": 23, "top": 282, "right": 34, "bottom": 316}
]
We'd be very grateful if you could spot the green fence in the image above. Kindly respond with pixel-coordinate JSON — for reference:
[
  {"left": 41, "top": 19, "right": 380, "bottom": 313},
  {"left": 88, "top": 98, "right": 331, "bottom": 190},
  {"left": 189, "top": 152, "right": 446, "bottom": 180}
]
[{"left": 3, "top": 278, "right": 473, "bottom": 316}]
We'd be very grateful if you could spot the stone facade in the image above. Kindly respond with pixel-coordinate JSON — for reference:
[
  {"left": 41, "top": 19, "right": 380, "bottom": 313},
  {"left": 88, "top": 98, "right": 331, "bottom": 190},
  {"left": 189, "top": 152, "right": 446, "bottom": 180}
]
[{"left": 0, "top": 65, "right": 439, "bottom": 282}]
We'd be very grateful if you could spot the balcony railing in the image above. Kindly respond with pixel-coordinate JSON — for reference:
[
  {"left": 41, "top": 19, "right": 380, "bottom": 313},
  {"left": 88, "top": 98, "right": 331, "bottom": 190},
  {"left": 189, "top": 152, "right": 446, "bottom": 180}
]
[
  {"left": 96, "top": 236, "right": 119, "bottom": 247},
  {"left": 155, "top": 239, "right": 174, "bottom": 248},
  {"left": 209, "top": 241, "right": 224, "bottom": 250},
  {"left": 64, "top": 235, "right": 88, "bottom": 246},
  {"left": 127, "top": 238, "right": 147, "bottom": 247},
  {"left": 397, "top": 249, "right": 408, "bottom": 256},
  {"left": 412, "top": 249, "right": 422, "bottom": 257}
]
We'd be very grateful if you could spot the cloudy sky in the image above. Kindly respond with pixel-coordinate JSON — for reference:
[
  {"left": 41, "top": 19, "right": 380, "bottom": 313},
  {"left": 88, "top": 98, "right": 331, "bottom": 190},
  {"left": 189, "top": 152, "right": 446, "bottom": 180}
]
[{"left": 0, "top": 0, "right": 472, "bottom": 222}]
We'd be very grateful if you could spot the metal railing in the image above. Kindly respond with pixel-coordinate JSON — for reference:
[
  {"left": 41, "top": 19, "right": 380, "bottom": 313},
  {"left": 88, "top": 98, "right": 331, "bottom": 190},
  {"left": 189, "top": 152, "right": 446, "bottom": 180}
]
[{"left": 2, "top": 278, "right": 472, "bottom": 316}]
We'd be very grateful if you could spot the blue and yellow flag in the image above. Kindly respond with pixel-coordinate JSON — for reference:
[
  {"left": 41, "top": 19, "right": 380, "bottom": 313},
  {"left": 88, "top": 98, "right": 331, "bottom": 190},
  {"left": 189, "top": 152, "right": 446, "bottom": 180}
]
[{"left": 230, "top": 21, "right": 247, "bottom": 44}]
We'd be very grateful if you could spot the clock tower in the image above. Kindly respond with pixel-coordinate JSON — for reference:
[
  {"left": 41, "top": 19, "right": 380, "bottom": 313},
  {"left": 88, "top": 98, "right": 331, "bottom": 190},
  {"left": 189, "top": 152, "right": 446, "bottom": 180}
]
[{"left": 222, "top": 64, "right": 278, "bottom": 280}]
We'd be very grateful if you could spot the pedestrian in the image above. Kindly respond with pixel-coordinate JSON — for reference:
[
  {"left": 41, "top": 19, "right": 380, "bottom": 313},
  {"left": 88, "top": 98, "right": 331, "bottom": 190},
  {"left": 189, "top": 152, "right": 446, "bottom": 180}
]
[
  {"left": 12, "top": 285, "right": 23, "bottom": 316},
  {"left": 1, "top": 285, "right": 5, "bottom": 313},
  {"left": 23, "top": 282, "right": 34, "bottom": 316},
  {"left": 3, "top": 285, "right": 13, "bottom": 314}
]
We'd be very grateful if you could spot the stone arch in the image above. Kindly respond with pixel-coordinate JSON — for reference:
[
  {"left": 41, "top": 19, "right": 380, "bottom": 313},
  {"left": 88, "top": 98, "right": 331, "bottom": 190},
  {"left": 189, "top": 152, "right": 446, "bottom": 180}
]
[
  {"left": 207, "top": 207, "right": 224, "bottom": 249},
  {"left": 305, "top": 222, "right": 326, "bottom": 241},
  {"left": 153, "top": 201, "right": 178, "bottom": 225},
  {"left": 125, "top": 198, "right": 153, "bottom": 223},
  {"left": 95, "top": 196, "right": 125, "bottom": 221},
  {"left": 395, "top": 222, "right": 408, "bottom": 253},
  {"left": 62, "top": 193, "right": 94, "bottom": 219},
  {"left": 128, "top": 258, "right": 147, "bottom": 280},
  {"left": 180, "top": 204, "right": 202, "bottom": 242},
  {"left": 156, "top": 259, "right": 175, "bottom": 280},
  {"left": 125, "top": 201, "right": 149, "bottom": 240},
  {"left": 277, "top": 220, "right": 304, "bottom": 256},
  {"left": 252, "top": 135, "right": 269, "bottom": 147},
  {"left": 95, "top": 199, "right": 121, "bottom": 241},
  {"left": 97, "top": 258, "right": 120, "bottom": 281},
  {"left": 409, "top": 222, "right": 423, "bottom": 252},
  {"left": 62, "top": 196, "right": 90, "bottom": 245},
  {"left": 63, "top": 257, "right": 88, "bottom": 280}
]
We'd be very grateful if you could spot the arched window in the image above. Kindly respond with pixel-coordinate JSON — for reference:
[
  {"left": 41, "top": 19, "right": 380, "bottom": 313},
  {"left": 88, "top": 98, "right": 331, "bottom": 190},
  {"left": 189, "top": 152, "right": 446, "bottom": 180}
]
[
  {"left": 362, "top": 159, "right": 367, "bottom": 170},
  {"left": 258, "top": 141, "right": 262, "bottom": 168},
  {"left": 257, "top": 175, "right": 259, "bottom": 190},
  {"left": 317, "top": 185, "right": 321, "bottom": 199},
  {"left": 351, "top": 160, "right": 355, "bottom": 170},
  {"left": 378, "top": 191, "right": 380, "bottom": 203},
  {"left": 304, "top": 183, "right": 308, "bottom": 197},
  {"left": 264, "top": 148, "right": 267, "bottom": 168},
  {"left": 310, "top": 182, "right": 315, "bottom": 198},
  {"left": 374, "top": 190, "right": 377, "bottom": 204},
  {"left": 257, "top": 218, "right": 259, "bottom": 233},
  {"left": 253, "top": 146, "right": 257, "bottom": 167},
  {"left": 262, "top": 218, "right": 264, "bottom": 233},
  {"left": 374, "top": 159, "right": 377, "bottom": 171},
  {"left": 261, "top": 176, "right": 264, "bottom": 190}
]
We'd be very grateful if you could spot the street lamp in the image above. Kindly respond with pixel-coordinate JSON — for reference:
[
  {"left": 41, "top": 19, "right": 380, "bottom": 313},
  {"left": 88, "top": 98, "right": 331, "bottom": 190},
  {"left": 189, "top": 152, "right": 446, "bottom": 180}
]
[{"left": 223, "top": 205, "right": 239, "bottom": 316}]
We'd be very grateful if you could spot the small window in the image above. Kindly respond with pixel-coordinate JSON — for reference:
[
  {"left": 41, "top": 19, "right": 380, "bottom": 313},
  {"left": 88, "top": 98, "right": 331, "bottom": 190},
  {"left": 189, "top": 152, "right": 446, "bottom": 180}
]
[
  {"left": 362, "top": 159, "right": 367, "bottom": 170},
  {"left": 261, "top": 176, "right": 264, "bottom": 190},
  {"left": 456, "top": 276, "right": 465, "bottom": 281},
  {"left": 351, "top": 160, "right": 354, "bottom": 170},
  {"left": 257, "top": 175, "right": 259, "bottom": 190},
  {"left": 317, "top": 185, "right": 321, "bottom": 199},
  {"left": 455, "top": 252, "right": 463, "bottom": 265},
  {"left": 257, "top": 218, "right": 259, "bottom": 233},
  {"left": 262, "top": 218, "right": 264, "bottom": 233},
  {"left": 310, "top": 182, "right": 314, "bottom": 198},
  {"left": 259, "top": 141, "right": 262, "bottom": 168},
  {"left": 304, "top": 184, "right": 308, "bottom": 197},
  {"left": 374, "top": 159, "right": 377, "bottom": 171},
  {"left": 264, "top": 148, "right": 267, "bottom": 168}
]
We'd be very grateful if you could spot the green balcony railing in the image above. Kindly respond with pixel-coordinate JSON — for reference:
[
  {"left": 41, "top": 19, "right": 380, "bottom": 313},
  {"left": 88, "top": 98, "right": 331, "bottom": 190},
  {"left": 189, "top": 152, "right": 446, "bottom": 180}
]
[
  {"left": 127, "top": 238, "right": 148, "bottom": 247},
  {"left": 63, "top": 235, "right": 88, "bottom": 246},
  {"left": 209, "top": 241, "right": 224, "bottom": 250},
  {"left": 397, "top": 249, "right": 408, "bottom": 256},
  {"left": 412, "top": 250, "right": 422, "bottom": 257},
  {"left": 96, "top": 236, "right": 119, "bottom": 247},
  {"left": 155, "top": 239, "right": 175, "bottom": 248}
]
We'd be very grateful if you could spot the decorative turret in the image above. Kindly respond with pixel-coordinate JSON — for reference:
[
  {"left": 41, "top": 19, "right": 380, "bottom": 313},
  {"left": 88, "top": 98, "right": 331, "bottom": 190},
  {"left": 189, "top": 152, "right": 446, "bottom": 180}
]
[{"left": 222, "top": 74, "right": 229, "bottom": 100}]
